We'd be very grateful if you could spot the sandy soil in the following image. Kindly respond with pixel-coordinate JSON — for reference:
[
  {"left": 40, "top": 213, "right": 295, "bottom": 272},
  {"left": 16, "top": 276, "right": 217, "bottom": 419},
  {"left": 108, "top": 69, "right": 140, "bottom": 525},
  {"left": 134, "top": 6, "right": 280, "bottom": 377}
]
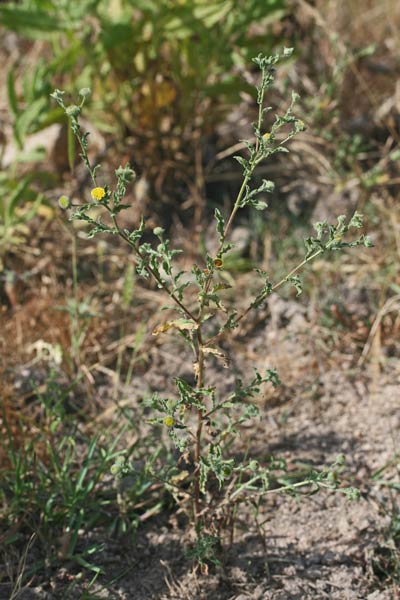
[{"left": 3, "top": 293, "right": 398, "bottom": 600}]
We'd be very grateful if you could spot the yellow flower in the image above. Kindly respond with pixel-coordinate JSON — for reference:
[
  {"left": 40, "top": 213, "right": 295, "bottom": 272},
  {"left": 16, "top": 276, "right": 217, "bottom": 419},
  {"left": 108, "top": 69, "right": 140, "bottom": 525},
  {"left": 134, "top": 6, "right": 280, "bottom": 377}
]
[
  {"left": 91, "top": 187, "right": 106, "bottom": 201},
  {"left": 164, "top": 416, "right": 175, "bottom": 428},
  {"left": 262, "top": 132, "right": 271, "bottom": 140}
]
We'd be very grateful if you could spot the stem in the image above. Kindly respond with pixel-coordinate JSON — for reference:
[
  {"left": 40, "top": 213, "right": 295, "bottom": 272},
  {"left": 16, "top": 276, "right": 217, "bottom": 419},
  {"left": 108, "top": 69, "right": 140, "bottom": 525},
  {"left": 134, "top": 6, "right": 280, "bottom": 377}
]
[
  {"left": 233, "top": 248, "right": 324, "bottom": 327},
  {"left": 216, "top": 129, "right": 294, "bottom": 257},
  {"left": 220, "top": 173, "right": 251, "bottom": 246},
  {"left": 207, "top": 475, "right": 322, "bottom": 517},
  {"left": 203, "top": 247, "right": 325, "bottom": 348},
  {"left": 74, "top": 122, "right": 97, "bottom": 185},
  {"left": 193, "top": 328, "right": 205, "bottom": 529},
  {"left": 111, "top": 215, "right": 198, "bottom": 323},
  {"left": 219, "top": 67, "right": 267, "bottom": 250},
  {"left": 270, "top": 248, "right": 323, "bottom": 293},
  {"left": 227, "top": 477, "right": 319, "bottom": 506}
]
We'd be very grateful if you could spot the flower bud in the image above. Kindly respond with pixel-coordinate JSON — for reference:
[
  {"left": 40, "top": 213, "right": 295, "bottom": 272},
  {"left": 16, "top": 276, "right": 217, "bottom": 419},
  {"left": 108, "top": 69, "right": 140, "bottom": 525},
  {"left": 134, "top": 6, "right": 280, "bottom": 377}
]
[
  {"left": 58, "top": 195, "right": 71, "bottom": 209},
  {"left": 66, "top": 105, "right": 81, "bottom": 118}
]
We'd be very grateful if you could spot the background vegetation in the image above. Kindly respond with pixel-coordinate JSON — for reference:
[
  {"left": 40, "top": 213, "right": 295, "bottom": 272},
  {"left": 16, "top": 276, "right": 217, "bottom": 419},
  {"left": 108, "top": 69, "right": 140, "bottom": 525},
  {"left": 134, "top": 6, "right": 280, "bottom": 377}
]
[{"left": 1, "top": 0, "right": 399, "bottom": 598}]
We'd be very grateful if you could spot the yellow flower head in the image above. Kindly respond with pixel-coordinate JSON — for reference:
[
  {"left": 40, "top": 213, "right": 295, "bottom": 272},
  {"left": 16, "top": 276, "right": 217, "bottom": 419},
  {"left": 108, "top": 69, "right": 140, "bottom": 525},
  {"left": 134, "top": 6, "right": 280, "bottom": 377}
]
[
  {"left": 91, "top": 187, "right": 106, "bottom": 201},
  {"left": 164, "top": 416, "right": 175, "bottom": 428}
]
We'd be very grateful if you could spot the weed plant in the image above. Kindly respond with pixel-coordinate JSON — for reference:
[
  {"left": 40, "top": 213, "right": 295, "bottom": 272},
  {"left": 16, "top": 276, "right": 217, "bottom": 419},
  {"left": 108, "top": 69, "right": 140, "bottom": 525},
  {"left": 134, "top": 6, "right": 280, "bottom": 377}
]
[
  {"left": 53, "top": 49, "right": 371, "bottom": 568},
  {"left": 0, "top": 372, "right": 155, "bottom": 589}
]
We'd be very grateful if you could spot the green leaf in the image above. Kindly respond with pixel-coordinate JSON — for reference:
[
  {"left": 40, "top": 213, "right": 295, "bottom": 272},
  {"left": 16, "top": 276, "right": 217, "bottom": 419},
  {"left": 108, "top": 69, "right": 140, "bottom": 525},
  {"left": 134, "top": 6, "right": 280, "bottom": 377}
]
[
  {"left": 265, "top": 368, "right": 281, "bottom": 387},
  {"left": 214, "top": 207, "right": 225, "bottom": 242},
  {"left": 199, "top": 458, "right": 210, "bottom": 493},
  {"left": 74, "top": 554, "right": 103, "bottom": 574},
  {"left": 14, "top": 96, "right": 48, "bottom": 147},
  {"left": 15, "top": 147, "right": 47, "bottom": 163},
  {"left": 194, "top": 1, "right": 233, "bottom": 28},
  {"left": 7, "top": 177, "right": 32, "bottom": 219},
  {"left": 249, "top": 199, "right": 268, "bottom": 210},
  {"left": 288, "top": 275, "right": 303, "bottom": 296},
  {"left": 234, "top": 155, "right": 250, "bottom": 173},
  {"left": 122, "top": 263, "right": 135, "bottom": 308},
  {"left": 219, "top": 311, "right": 239, "bottom": 333},
  {"left": 7, "top": 69, "right": 19, "bottom": 117},
  {"left": 0, "top": 6, "right": 68, "bottom": 39},
  {"left": 348, "top": 211, "right": 363, "bottom": 229}
]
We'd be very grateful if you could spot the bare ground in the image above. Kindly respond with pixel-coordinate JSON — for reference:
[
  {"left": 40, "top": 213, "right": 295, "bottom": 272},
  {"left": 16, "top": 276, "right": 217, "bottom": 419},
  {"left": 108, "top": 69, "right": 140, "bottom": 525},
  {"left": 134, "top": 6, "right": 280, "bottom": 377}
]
[{"left": 3, "top": 292, "right": 399, "bottom": 600}]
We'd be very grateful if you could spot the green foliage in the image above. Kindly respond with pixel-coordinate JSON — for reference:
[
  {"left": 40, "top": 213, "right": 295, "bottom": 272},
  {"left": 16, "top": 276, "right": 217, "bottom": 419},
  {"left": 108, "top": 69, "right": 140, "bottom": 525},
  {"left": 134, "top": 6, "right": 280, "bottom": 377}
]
[
  {"left": 304, "top": 211, "right": 373, "bottom": 258},
  {"left": 54, "top": 49, "right": 370, "bottom": 566},
  {"left": 6, "top": 60, "right": 60, "bottom": 149},
  {"left": 0, "top": 375, "right": 152, "bottom": 581},
  {"left": 2, "top": 0, "right": 286, "bottom": 153},
  {"left": 55, "top": 295, "right": 99, "bottom": 369},
  {"left": 0, "top": 174, "right": 45, "bottom": 267}
]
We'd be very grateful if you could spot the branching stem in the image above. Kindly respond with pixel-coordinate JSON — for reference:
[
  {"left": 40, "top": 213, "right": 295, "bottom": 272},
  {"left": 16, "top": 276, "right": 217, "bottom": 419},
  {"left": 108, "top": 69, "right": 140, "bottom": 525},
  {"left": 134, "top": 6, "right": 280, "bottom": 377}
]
[
  {"left": 193, "top": 328, "right": 205, "bottom": 528},
  {"left": 111, "top": 215, "right": 198, "bottom": 323},
  {"left": 203, "top": 247, "right": 325, "bottom": 348}
]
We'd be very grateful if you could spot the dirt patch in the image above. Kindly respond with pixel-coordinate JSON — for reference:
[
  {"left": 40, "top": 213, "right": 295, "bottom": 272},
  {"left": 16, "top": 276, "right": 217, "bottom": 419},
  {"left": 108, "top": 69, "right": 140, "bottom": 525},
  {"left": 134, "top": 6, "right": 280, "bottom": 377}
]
[{"left": 4, "top": 299, "right": 398, "bottom": 599}]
